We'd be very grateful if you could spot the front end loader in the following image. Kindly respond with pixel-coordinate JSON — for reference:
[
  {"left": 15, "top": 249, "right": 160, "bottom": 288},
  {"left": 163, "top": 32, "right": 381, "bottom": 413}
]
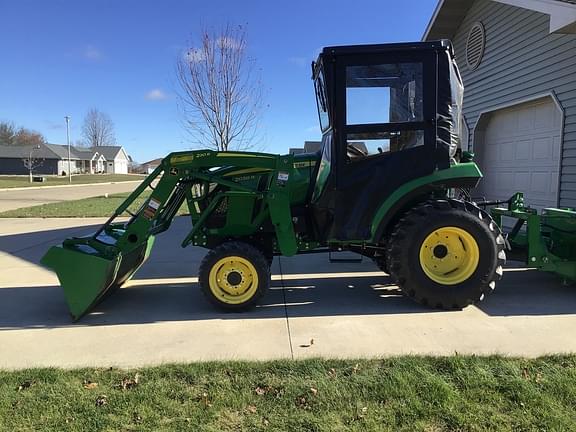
[{"left": 42, "top": 40, "right": 506, "bottom": 320}]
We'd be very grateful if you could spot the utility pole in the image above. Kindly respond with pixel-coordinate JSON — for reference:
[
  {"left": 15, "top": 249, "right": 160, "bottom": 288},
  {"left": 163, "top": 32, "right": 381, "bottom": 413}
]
[{"left": 65, "top": 116, "right": 71, "bottom": 183}]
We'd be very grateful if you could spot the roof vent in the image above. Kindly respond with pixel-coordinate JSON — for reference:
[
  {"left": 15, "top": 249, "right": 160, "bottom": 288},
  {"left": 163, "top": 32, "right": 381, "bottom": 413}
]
[{"left": 466, "top": 22, "right": 485, "bottom": 71}]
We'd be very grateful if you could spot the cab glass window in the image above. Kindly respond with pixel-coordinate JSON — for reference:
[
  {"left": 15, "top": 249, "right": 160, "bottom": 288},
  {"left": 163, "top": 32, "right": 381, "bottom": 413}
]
[
  {"left": 314, "top": 68, "right": 330, "bottom": 132},
  {"left": 345, "top": 62, "right": 424, "bottom": 161},
  {"left": 346, "top": 63, "right": 423, "bottom": 125}
]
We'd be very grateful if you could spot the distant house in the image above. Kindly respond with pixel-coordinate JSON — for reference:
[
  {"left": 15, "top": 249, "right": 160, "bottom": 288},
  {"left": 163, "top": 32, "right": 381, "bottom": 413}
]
[
  {"left": 289, "top": 141, "right": 322, "bottom": 155},
  {"left": 141, "top": 157, "right": 163, "bottom": 174},
  {"left": 0, "top": 143, "right": 130, "bottom": 175},
  {"left": 94, "top": 146, "right": 130, "bottom": 174}
]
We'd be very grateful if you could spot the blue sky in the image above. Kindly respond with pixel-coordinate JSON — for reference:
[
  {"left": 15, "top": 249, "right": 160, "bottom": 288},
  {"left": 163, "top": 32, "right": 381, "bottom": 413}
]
[{"left": 0, "top": 0, "right": 437, "bottom": 162}]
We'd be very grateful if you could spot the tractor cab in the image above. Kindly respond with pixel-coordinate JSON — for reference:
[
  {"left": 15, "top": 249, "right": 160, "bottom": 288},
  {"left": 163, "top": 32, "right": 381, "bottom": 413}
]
[{"left": 311, "top": 40, "right": 465, "bottom": 241}]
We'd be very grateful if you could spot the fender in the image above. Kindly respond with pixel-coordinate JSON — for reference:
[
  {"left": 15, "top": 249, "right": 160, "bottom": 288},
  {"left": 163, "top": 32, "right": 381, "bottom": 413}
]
[{"left": 370, "top": 163, "right": 483, "bottom": 243}]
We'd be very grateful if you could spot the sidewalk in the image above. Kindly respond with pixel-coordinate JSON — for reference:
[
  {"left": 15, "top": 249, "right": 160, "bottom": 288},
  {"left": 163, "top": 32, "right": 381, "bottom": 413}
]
[
  {"left": 0, "top": 181, "right": 141, "bottom": 212},
  {"left": 0, "top": 179, "right": 142, "bottom": 192}
]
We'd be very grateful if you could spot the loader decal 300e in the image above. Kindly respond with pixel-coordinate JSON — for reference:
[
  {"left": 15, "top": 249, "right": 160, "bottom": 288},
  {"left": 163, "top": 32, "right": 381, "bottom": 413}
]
[{"left": 42, "top": 40, "right": 508, "bottom": 320}]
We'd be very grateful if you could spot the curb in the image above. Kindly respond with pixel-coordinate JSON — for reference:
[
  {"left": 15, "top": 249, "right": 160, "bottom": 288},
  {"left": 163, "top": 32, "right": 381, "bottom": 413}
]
[{"left": 0, "top": 180, "right": 143, "bottom": 192}]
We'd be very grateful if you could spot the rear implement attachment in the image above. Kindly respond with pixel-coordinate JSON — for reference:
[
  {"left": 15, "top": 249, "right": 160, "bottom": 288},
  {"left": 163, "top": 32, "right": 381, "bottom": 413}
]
[{"left": 491, "top": 193, "right": 576, "bottom": 282}]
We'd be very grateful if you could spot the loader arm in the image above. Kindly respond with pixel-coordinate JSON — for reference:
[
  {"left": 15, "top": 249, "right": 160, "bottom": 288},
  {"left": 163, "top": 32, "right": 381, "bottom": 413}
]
[{"left": 41, "top": 150, "right": 297, "bottom": 320}]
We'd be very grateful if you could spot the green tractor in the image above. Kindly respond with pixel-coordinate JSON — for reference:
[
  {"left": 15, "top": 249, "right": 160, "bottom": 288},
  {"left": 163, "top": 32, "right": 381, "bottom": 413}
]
[{"left": 42, "top": 40, "right": 506, "bottom": 320}]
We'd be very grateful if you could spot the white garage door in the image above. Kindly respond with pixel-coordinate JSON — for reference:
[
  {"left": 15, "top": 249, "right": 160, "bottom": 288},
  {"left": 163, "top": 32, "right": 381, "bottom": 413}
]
[
  {"left": 475, "top": 98, "right": 562, "bottom": 209},
  {"left": 114, "top": 160, "right": 128, "bottom": 174}
]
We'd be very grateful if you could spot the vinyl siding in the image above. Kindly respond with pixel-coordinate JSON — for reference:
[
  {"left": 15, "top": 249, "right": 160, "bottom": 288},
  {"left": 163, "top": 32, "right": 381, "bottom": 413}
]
[
  {"left": 451, "top": 0, "right": 576, "bottom": 207},
  {"left": 0, "top": 158, "right": 59, "bottom": 175}
]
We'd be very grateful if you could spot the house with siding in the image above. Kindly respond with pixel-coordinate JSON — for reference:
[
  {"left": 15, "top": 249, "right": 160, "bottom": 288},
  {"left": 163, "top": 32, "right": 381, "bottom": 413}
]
[
  {"left": 289, "top": 141, "right": 323, "bottom": 155},
  {"left": 91, "top": 146, "right": 130, "bottom": 174},
  {"left": 0, "top": 143, "right": 129, "bottom": 175},
  {"left": 424, "top": 0, "right": 576, "bottom": 208},
  {"left": 141, "top": 157, "right": 163, "bottom": 174}
]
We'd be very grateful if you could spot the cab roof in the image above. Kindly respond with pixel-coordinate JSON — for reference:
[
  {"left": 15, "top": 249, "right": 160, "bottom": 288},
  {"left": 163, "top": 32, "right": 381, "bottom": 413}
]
[{"left": 319, "top": 40, "right": 453, "bottom": 57}]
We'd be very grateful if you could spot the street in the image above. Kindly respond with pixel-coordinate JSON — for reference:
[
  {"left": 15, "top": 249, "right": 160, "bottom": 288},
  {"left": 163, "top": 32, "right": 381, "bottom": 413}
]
[
  {"left": 0, "top": 181, "right": 141, "bottom": 212},
  {"left": 1, "top": 216, "right": 575, "bottom": 369}
]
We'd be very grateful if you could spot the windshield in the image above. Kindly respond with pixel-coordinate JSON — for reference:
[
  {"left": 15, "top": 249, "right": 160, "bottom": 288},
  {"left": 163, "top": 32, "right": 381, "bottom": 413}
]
[{"left": 314, "top": 66, "right": 330, "bottom": 132}]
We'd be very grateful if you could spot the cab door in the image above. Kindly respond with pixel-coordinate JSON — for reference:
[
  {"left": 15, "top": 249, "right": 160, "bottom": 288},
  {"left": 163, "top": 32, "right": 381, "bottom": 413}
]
[{"left": 332, "top": 50, "right": 438, "bottom": 241}]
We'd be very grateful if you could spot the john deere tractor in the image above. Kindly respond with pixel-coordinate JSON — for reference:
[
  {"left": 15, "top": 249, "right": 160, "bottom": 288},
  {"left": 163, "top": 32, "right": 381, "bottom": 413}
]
[{"left": 42, "top": 40, "right": 506, "bottom": 320}]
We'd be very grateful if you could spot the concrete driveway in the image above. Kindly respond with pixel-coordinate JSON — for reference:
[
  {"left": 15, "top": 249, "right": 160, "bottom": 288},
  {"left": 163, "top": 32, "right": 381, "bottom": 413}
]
[
  {"left": 0, "top": 181, "right": 141, "bottom": 212},
  {"left": 1, "top": 217, "right": 575, "bottom": 369}
]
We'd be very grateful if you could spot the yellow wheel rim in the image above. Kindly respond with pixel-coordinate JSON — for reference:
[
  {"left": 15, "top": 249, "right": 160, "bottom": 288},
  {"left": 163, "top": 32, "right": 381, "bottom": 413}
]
[
  {"left": 419, "top": 226, "right": 480, "bottom": 285},
  {"left": 208, "top": 256, "right": 259, "bottom": 304}
]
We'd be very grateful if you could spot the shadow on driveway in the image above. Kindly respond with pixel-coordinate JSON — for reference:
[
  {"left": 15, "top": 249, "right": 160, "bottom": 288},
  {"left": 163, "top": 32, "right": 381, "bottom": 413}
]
[
  {"left": 0, "top": 275, "right": 431, "bottom": 330},
  {"left": 1, "top": 218, "right": 575, "bottom": 330}
]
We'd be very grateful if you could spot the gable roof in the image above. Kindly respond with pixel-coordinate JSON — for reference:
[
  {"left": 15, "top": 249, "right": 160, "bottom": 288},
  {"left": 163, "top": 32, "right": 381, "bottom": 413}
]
[
  {"left": 0, "top": 143, "right": 72, "bottom": 160},
  {"left": 424, "top": 0, "right": 576, "bottom": 40},
  {"left": 0, "top": 143, "right": 127, "bottom": 161},
  {"left": 43, "top": 143, "right": 85, "bottom": 160},
  {"left": 94, "top": 145, "right": 123, "bottom": 160},
  {"left": 142, "top": 157, "right": 163, "bottom": 166}
]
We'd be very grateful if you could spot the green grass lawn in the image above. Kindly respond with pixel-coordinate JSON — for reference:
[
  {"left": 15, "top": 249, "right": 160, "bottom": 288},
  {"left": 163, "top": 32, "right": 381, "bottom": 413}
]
[
  {"left": 0, "top": 174, "right": 144, "bottom": 189},
  {"left": 0, "top": 191, "right": 190, "bottom": 218},
  {"left": 0, "top": 192, "right": 151, "bottom": 218},
  {"left": 1, "top": 356, "right": 575, "bottom": 431}
]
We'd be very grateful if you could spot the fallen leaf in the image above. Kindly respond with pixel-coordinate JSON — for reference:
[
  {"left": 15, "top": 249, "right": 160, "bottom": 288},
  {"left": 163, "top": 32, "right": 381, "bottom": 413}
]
[
  {"left": 310, "top": 338, "right": 315, "bottom": 345},
  {"left": 310, "top": 387, "right": 318, "bottom": 396},
  {"left": 263, "top": 418, "right": 270, "bottom": 426},
  {"left": 328, "top": 368, "right": 337, "bottom": 377},
  {"left": 536, "top": 372, "right": 543, "bottom": 383},
  {"left": 200, "top": 392, "right": 212, "bottom": 407},
  {"left": 255, "top": 386, "right": 266, "bottom": 396},
  {"left": 522, "top": 368, "right": 529, "bottom": 380},
  {"left": 95, "top": 395, "right": 107, "bottom": 407},
  {"left": 83, "top": 381, "right": 98, "bottom": 390},
  {"left": 133, "top": 412, "right": 143, "bottom": 423},
  {"left": 352, "top": 363, "right": 360, "bottom": 374},
  {"left": 16, "top": 380, "right": 35, "bottom": 391},
  {"left": 295, "top": 395, "right": 310, "bottom": 410},
  {"left": 247, "top": 405, "right": 257, "bottom": 414},
  {"left": 116, "top": 373, "right": 140, "bottom": 390}
]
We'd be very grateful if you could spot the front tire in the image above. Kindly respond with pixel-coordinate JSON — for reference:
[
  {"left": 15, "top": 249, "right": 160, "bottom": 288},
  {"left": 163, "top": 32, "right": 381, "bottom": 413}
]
[
  {"left": 386, "top": 199, "right": 506, "bottom": 309},
  {"left": 199, "top": 241, "right": 270, "bottom": 311}
]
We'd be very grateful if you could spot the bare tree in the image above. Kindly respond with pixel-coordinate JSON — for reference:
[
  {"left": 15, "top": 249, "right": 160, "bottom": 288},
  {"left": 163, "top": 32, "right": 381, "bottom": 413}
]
[
  {"left": 22, "top": 145, "right": 44, "bottom": 182},
  {"left": 81, "top": 108, "right": 116, "bottom": 147},
  {"left": 176, "top": 24, "right": 263, "bottom": 151}
]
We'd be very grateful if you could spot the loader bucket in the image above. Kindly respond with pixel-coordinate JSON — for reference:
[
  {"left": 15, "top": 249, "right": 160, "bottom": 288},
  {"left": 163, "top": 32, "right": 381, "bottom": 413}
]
[{"left": 41, "top": 237, "right": 155, "bottom": 321}]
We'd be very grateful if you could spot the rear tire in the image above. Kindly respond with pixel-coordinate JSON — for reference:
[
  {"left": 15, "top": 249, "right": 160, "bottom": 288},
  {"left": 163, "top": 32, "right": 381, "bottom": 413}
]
[
  {"left": 386, "top": 199, "right": 506, "bottom": 309},
  {"left": 199, "top": 241, "right": 270, "bottom": 311},
  {"left": 372, "top": 255, "right": 388, "bottom": 274}
]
